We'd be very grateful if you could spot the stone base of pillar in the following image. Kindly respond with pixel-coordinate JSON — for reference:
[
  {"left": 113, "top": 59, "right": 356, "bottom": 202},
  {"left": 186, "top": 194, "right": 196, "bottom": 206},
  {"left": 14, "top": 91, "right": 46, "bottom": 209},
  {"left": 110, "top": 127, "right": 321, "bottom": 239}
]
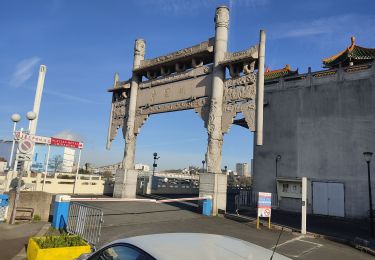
[
  {"left": 113, "top": 169, "right": 139, "bottom": 198},
  {"left": 199, "top": 173, "right": 227, "bottom": 215},
  {"left": 146, "top": 176, "right": 153, "bottom": 195}
]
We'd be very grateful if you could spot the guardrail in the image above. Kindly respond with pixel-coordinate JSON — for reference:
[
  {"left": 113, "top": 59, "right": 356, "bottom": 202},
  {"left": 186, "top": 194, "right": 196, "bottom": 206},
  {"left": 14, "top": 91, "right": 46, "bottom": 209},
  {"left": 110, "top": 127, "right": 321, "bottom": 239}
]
[{"left": 67, "top": 202, "right": 103, "bottom": 246}]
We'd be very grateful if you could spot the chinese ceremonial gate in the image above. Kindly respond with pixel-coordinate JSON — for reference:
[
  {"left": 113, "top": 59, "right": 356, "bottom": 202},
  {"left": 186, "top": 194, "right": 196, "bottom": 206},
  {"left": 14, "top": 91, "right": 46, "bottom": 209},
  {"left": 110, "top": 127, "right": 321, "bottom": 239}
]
[{"left": 106, "top": 6, "right": 265, "bottom": 215}]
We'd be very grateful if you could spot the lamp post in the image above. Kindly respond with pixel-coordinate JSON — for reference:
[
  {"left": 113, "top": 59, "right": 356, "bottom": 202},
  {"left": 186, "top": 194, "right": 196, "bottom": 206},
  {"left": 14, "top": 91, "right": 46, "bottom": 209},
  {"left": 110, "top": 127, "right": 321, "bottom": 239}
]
[
  {"left": 363, "top": 151, "right": 374, "bottom": 238},
  {"left": 224, "top": 165, "right": 228, "bottom": 175},
  {"left": 275, "top": 155, "right": 281, "bottom": 178},
  {"left": 202, "top": 160, "right": 205, "bottom": 173},
  {"left": 152, "top": 152, "right": 160, "bottom": 176},
  {"left": 9, "top": 114, "right": 21, "bottom": 169},
  {"left": 10, "top": 111, "right": 36, "bottom": 225},
  {"left": 275, "top": 155, "right": 281, "bottom": 205}
]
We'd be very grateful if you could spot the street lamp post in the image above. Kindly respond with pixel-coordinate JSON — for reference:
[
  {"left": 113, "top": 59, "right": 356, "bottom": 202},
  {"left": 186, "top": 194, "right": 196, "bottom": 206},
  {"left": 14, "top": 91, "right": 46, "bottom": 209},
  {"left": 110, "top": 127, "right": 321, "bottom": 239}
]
[
  {"left": 10, "top": 111, "right": 37, "bottom": 225},
  {"left": 9, "top": 114, "right": 21, "bottom": 169},
  {"left": 275, "top": 155, "right": 281, "bottom": 205},
  {"left": 152, "top": 152, "right": 160, "bottom": 176},
  {"left": 202, "top": 160, "right": 205, "bottom": 173},
  {"left": 275, "top": 155, "right": 281, "bottom": 178},
  {"left": 147, "top": 152, "right": 159, "bottom": 195},
  {"left": 363, "top": 151, "right": 374, "bottom": 238}
]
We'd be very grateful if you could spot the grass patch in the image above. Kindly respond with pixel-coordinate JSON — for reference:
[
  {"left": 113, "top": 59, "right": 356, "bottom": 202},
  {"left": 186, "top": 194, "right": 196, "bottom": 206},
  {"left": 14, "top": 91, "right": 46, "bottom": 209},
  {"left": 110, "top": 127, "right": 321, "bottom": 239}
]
[
  {"left": 34, "top": 235, "right": 87, "bottom": 249},
  {"left": 33, "top": 215, "right": 41, "bottom": 222}
]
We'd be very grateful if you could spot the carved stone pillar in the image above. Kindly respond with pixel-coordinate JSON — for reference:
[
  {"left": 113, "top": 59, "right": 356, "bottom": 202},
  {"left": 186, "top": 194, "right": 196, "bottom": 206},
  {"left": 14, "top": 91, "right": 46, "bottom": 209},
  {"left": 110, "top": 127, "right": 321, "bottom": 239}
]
[
  {"left": 113, "top": 39, "right": 145, "bottom": 198},
  {"left": 199, "top": 6, "right": 229, "bottom": 215}
]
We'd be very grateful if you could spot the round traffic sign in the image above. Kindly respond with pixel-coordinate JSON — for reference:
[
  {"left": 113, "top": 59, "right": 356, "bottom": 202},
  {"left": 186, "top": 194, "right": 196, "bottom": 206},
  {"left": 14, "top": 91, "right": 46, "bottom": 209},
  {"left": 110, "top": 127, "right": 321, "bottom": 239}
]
[
  {"left": 264, "top": 208, "right": 271, "bottom": 217},
  {"left": 18, "top": 139, "right": 34, "bottom": 154}
]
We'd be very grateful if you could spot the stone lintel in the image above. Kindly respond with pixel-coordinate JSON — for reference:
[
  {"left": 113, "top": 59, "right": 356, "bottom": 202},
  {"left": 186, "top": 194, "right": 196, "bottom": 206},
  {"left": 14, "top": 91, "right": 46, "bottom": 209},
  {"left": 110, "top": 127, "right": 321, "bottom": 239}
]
[
  {"left": 220, "top": 45, "right": 258, "bottom": 67},
  {"left": 108, "top": 80, "right": 131, "bottom": 92},
  {"left": 133, "top": 38, "right": 215, "bottom": 74}
]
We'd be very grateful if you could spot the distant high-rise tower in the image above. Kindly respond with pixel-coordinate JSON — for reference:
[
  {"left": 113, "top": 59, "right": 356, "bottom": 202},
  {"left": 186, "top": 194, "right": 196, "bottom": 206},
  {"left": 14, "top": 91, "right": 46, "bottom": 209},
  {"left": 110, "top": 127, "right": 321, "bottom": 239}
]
[{"left": 236, "top": 163, "right": 250, "bottom": 177}]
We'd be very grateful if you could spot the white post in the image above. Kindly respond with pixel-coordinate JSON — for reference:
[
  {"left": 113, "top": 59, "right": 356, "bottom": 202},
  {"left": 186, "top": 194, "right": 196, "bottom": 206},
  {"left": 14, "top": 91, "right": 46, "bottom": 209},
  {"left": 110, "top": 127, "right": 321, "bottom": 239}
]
[
  {"left": 29, "top": 65, "right": 47, "bottom": 136},
  {"left": 42, "top": 145, "right": 51, "bottom": 192},
  {"left": 9, "top": 122, "right": 17, "bottom": 169},
  {"left": 73, "top": 148, "right": 82, "bottom": 194},
  {"left": 12, "top": 128, "right": 23, "bottom": 173},
  {"left": 256, "top": 30, "right": 266, "bottom": 146},
  {"left": 301, "top": 177, "right": 307, "bottom": 234},
  {"left": 24, "top": 65, "right": 46, "bottom": 172}
]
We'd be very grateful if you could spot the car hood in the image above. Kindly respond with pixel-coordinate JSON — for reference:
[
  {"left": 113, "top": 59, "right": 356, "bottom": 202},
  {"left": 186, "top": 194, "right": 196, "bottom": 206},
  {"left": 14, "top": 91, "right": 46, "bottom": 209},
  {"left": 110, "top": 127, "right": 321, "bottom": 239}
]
[{"left": 115, "top": 233, "right": 291, "bottom": 260}]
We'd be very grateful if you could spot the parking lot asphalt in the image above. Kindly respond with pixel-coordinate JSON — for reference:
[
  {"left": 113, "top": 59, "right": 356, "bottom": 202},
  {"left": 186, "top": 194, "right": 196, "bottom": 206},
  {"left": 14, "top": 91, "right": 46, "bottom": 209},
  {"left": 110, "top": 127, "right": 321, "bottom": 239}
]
[{"left": 79, "top": 199, "right": 373, "bottom": 260}]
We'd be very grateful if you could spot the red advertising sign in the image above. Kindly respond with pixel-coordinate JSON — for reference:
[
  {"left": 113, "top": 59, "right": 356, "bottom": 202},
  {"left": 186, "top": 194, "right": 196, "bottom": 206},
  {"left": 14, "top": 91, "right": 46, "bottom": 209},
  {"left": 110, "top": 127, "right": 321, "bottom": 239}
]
[{"left": 50, "top": 137, "right": 84, "bottom": 149}]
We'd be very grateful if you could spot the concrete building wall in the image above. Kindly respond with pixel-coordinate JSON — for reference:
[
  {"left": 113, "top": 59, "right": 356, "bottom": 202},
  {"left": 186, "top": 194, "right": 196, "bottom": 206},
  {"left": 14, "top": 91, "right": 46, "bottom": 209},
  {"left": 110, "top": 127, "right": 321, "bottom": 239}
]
[
  {"left": 253, "top": 64, "right": 375, "bottom": 218},
  {"left": 6, "top": 191, "right": 54, "bottom": 221}
]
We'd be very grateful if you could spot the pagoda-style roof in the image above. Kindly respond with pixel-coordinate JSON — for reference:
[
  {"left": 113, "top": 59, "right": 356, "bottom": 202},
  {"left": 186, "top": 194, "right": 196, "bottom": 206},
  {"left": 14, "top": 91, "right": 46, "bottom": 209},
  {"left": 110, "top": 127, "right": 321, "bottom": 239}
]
[
  {"left": 322, "top": 37, "right": 375, "bottom": 68},
  {"left": 264, "top": 64, "right": 298, "bottom": 81}
]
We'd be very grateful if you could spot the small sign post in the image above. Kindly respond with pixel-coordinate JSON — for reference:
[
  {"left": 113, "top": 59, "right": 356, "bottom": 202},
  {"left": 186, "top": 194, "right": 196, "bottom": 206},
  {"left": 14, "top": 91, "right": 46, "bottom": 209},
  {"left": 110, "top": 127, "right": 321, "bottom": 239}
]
[{"left": 257, "top": 192, "right": 272, "bottom": 229}]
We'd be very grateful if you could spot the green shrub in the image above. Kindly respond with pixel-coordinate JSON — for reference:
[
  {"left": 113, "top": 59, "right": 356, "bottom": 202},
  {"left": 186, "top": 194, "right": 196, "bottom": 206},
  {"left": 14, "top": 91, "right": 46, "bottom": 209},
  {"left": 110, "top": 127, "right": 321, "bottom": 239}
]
[
  {"left": 33, "top": 214, "right": 41, "bottom": 222},
  {"left": 35, "top": 234, "right": 86, "bottom": 249}
]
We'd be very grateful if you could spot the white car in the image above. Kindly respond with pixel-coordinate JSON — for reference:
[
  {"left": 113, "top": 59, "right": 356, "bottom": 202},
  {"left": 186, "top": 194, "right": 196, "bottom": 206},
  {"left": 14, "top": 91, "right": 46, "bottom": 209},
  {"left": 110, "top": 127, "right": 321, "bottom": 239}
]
[{"left": 78, "top": 233, "right": 291, "bottom": 260}]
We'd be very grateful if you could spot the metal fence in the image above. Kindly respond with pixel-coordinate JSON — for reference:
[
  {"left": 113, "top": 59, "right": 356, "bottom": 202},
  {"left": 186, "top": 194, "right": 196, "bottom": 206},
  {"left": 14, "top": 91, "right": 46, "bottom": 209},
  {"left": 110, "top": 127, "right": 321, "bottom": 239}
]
[
  {"left": 235, "top": 190, "right": 279, "bottom": 211},
  {"left": 67, "top": 202, "right": 103, "bottom": 246}
]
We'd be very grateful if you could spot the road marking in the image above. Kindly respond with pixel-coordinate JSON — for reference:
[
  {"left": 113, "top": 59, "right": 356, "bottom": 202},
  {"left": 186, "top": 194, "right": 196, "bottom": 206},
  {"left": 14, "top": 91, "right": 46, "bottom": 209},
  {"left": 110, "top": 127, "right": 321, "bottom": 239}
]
[{"left": 271, "top": 235, "right": 323, "bottom": 258}]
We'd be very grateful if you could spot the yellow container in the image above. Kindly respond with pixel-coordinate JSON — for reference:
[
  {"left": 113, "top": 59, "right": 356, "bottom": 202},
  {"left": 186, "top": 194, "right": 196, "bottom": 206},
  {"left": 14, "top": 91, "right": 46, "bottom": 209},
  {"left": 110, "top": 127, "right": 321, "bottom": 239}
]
[{"left": 27, "top": 236, "right": 91, "bottom": 260}]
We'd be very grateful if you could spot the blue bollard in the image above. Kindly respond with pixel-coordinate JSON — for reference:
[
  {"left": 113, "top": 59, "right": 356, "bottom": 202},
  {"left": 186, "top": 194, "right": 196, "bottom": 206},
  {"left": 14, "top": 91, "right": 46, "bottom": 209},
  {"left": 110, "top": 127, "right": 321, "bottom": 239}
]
[
  {"left": 0, "top": 194, "right": 9, "bottom": 207},
  {"left": 52, "top": 195, "right": 71, "bottom": 229},
  {"left": 202, "top": 197, "right": 213, "bottom": 216}
]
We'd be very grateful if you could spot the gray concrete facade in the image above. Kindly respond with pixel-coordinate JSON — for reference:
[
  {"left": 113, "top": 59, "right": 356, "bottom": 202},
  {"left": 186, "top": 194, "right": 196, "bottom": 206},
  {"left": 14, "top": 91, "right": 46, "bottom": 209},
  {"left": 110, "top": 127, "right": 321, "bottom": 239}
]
[{"left": 253, "top": 63, "right": 375, "bottom": 218}]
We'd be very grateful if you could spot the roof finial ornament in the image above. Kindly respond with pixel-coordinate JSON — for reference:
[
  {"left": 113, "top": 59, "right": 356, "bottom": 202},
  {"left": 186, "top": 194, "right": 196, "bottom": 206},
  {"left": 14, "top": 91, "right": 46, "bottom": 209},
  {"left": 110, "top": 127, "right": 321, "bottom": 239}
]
[{"left": 351, "top": 36, "right": 356, "bottom": 46}]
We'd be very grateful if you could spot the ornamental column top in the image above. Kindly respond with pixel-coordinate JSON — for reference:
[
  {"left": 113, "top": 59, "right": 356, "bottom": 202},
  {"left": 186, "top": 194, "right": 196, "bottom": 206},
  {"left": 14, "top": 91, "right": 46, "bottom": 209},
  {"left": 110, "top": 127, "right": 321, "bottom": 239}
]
[
  {"left": 134, "top": 38, "right": 146, "bottom": 57},
  {"left": 215, "top": 6, "right": 229, "bottom": 28}
]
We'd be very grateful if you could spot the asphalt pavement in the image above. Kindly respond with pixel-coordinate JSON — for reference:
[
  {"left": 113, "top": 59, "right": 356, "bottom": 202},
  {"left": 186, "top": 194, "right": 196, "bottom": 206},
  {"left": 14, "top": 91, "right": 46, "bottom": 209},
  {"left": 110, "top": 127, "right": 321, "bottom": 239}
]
[
  {"left": 0, "top": 221, "right": 47, "bottom": 260},
  {"left": 79, "top": 198, "right": 374, "bottom": 259}
]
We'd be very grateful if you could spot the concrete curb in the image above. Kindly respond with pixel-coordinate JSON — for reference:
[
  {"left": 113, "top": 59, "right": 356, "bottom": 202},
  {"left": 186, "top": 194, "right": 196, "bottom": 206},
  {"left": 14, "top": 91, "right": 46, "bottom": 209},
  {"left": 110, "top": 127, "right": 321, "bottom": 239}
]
[
  {"left": 11, "top": 222, "right": 51, "bottom": 260},
  {"left": 224, "top": 213, "right": 375, "bottom": 256}
]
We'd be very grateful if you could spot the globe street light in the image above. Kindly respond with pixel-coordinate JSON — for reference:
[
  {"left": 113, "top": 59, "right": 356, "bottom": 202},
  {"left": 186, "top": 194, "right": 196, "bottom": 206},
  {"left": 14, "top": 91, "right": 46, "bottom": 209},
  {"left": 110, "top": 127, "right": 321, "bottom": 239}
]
[
  {"left": 26, "top": 111, "right": 37, "bottom": 121},
  {"left": 363, "top": 151, "right": 374, "bottom": 238},
  {"left": 10, "top": 112, "right": 37, "bottom": 225},
  {"left": 202, "top": 160, "right": 206, "bottom": 173},
  {"left": 9, "top": 114, "right": 21, "bottom": 169}
]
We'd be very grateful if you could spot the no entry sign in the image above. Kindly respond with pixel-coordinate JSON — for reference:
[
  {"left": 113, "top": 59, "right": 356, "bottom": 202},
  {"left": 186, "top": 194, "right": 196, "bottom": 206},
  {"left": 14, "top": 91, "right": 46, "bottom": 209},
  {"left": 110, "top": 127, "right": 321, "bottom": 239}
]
[
  {"left": 257, "top": 192, "right": 272, "bottom": 218},
  {"left": 18, "top": 139, "right": 34, "bottom": 154}
]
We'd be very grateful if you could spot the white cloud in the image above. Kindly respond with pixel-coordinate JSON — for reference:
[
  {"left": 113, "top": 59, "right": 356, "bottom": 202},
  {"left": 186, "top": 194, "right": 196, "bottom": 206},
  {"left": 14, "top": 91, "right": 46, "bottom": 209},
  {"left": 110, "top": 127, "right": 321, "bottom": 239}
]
[
  {"left": 271, "top": 14, "right": 375, "bottom": 41},
  {"left": 43, "top": 88, "right": 96, "bottom": 104},
  {"left": 10, "top": 57, "right": 41, "bottom": 87},
  {"left": 53, "top": 129, "right": 84, "bottom": 142}
]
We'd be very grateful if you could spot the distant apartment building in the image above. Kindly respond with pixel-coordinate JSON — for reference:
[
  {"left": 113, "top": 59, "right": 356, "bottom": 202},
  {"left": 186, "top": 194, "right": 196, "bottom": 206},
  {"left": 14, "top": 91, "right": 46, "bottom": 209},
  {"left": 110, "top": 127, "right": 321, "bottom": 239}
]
[
  {"left": 0, "top": 140, "right": 14, "bottom": 168},
  {"left": 135, "top": 163, "right": 150, "bottom": 172},
  {"left": 62, "top": 147, "right": 75, "bottom": 173},
  {"left": 236, "top": 163, "right": 250, "bottom": 177},
  {"left": 96, "top": 162, "right": 122, "bottom": 175}
]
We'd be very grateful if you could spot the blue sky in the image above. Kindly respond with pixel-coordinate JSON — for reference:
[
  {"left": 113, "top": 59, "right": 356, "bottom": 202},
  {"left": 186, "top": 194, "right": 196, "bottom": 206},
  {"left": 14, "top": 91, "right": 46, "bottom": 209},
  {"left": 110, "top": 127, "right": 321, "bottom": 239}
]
[{"left": 1, "top": 0, "right": 374, "bottom": 170}]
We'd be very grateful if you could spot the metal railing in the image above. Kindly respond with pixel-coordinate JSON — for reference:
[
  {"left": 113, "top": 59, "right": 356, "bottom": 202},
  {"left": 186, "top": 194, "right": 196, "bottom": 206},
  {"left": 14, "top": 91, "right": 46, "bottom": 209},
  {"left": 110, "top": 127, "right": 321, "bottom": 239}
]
[
  {"left": 235, "top": 190, "right": 278, "bottom": 210},
  {"left": 67, "top": 202, "right": 103, "bottom": 246}
]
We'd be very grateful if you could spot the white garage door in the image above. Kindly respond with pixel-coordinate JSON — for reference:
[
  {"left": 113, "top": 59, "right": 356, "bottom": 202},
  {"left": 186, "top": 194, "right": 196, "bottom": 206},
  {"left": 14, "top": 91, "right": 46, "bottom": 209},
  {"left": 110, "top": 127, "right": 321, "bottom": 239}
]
[{"left": 313, "top": 182, "right": 345, "bottom": 217}]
